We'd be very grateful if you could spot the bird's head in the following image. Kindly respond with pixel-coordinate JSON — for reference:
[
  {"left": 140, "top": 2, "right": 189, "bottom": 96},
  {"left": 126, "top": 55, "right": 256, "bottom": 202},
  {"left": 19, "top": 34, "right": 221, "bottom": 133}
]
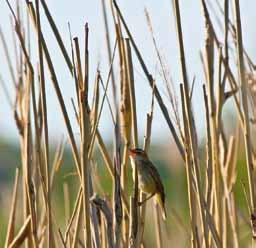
[{"left": 129, "top": 148, "right": 148, "bottom": 161}]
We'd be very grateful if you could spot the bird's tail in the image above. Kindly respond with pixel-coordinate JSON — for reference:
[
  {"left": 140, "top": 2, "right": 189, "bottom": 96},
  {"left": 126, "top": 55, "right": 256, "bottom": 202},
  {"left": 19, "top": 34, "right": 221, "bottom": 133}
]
[{"left": 155, "top": 193, "right": 167, "bottom": 221}]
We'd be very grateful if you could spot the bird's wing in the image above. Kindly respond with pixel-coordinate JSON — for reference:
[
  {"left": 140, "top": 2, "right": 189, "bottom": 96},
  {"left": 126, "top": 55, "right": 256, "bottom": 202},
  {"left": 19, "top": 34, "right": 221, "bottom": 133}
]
[{"left": 146, "top": 160, "right": 165, "bottom": 203}]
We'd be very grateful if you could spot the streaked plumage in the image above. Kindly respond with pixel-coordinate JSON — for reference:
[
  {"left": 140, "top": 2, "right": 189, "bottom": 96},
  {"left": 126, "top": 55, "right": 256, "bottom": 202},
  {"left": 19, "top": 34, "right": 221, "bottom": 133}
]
[{"left": 129, "top": 148, "right": 167, "bottom": 220}]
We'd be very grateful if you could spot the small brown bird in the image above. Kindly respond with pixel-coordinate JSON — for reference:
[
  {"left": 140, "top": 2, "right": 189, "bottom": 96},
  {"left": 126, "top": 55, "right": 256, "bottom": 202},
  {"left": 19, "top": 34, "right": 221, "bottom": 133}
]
[{"left": 129, "top": 148, "right": 167, "bottom": 220}]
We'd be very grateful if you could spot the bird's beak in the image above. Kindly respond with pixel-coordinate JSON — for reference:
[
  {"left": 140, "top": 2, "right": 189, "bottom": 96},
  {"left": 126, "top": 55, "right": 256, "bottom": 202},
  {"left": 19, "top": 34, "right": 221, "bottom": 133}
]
[{"left": 128, "top": 148, "right": 136, "bottom": 156}]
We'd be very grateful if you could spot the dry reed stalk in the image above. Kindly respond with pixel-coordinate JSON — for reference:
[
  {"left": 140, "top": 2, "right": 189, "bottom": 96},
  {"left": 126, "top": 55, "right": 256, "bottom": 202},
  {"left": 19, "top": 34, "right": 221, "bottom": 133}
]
[
  {"left": 58, "top": 229, "right": 67, "bottom": 248},
  {"left": 200, "top": 3, "right": 243, "bottom": 247},
  {"left": 24, "top": 72, "right": 39, "bottom": 248},
  {"left": 90, "top": 72, "right": 100, "bottom": 130},
  {"left": 173, "top": 0, "right": 209, "bottom": 246},
  {"left": 39, "top": 0, "right": 73, "bottom": 74},
  {"left": 113, "top": 130, "right": 123, "bottom": 248},
  {"left": 144, "top": 9, "right": 184, "bottom": 245},
  {"left": 212, "top": 0, "right": 255, "bottom": 70},
  {"left": 88, "top": 39, "right": 117, "bottom": 159},
  {"left": 203, "top": 84, "right": 213, "bottom": 246},
  {"left": 233, "top": 0, "right": 256, "bottom": 239},
  {"left": 222, "top": 136, "right": 239, "bottom": 247},
  {"left": 74, "top": 28, "right": 92, "bottom": 248},
  {"left": 13, "top": 81, "right": 31, "bottom": 248},
  {"left": 8, "top": 6, "right": 40, "bottom": 245},
  {"left": 89, "top": 174, "right": 101, "bottom": 248},
  {"left": 35, "top": 1, "right": 53, "bottom": 246},
  {"left": 112, "top": 0, "right": 185, "bottom": 161},
  {"left": 180, "top": 84, "right": 198, "bottom": 248},
  {"left": 101, "top": 0, "right": 118, "bottom": 109},
  {"left": 154, "top": 205, "right": 163, "bottom": 248},
  {"left": 199, "top": 5, "right": 243, "bottom": 244},
  {"left": 9, "top": 17, "right": 19, "bottom": 76},
  {"left": 9, "top": 215, "right": 32, "bottom": 248},
  {"left": 100, "top": 211, "right": 107, "bottom": 248},
  {"left": 115, "top": 23, "right": 127, "bottom": 176},
  {"left": 85, "top": 41, "right": 129, "bottom": 218},
  {"left": 71, "top": 193, "right": 83, "bottom": 248},
  {"left": 96, "top": 129, "right": 130, "bottom": 216},
  {"left": 202, "top": 1, "right": 240, "bottom": 247},
  {"left": 119, "top": 30, "right": 132, "bottom": 244},
  {"left": 137, "top": 81, "right": 155, "bottom": 246},
  {"left": 144, "top": 8, "right": 181, "bottom": 135},
  {"left": 199, "top": 1, "right": 244, "bottom": 129},
  {"left": 50, "top": 138, "right": 65, "bottom": 187},
  {"left": 201, "top": 1, "right": 222, "bottom": 239},
  {"left": 123, "top": 37, "right": 139, "bottom": 248},
  {"left": 91, "top": 195, "right": 114, "bottom": 248},
  {"left": 26, "top": 1, "right": 82, "bottom": 181},
  {"left": 109, "top": 20, "right": 123, "bottom": 248},
  {"left": 96, "top": 131, "right": 115, "bottom": 177},
  {"left": 64, "top": 186, "right": 82, "bottom": 244},
  {"left": 5, "top": 168, "right": 20, "bottom": 248},
  {"left": 63, "top": 183, "right": 71, "bottom": 246}
]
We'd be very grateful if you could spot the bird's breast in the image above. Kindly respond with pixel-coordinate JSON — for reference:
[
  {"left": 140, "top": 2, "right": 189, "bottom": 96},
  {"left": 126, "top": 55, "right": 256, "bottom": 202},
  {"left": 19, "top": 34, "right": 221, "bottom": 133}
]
[{"left": 137, "top": 160, "right": 156, "bottom": 194}]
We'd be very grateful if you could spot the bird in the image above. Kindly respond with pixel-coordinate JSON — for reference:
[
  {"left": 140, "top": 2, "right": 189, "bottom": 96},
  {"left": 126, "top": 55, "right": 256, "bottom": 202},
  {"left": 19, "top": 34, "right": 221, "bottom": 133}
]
[{"left": 129, "top": 148, "right": 167, "bottom": 220}]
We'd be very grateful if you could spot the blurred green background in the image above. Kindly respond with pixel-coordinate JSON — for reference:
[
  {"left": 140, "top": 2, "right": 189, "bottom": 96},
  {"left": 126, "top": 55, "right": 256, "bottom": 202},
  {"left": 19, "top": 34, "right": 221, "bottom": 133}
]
[{"left": 0, "top": 136, "right": 251, "bottom": 247}]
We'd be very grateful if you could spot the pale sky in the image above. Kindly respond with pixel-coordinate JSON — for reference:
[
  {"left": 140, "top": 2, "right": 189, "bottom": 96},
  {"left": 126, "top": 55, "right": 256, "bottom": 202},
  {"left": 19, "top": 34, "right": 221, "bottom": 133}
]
[{"left": 0, "top": 0, "right": 255, "bottom": 146}]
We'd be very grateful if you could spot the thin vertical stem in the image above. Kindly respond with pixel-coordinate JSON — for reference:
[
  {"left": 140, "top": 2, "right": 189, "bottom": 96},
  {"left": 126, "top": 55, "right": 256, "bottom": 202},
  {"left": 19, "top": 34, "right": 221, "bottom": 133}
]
[
  {"left": 233, "top": 0, "right": 256, "bottom": 235},
  {"left": 173, "top": 0, "right": 209, "bottom": 246},
  {"left": 35, "top": 1, "right": 52, "bottom": 247}
]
